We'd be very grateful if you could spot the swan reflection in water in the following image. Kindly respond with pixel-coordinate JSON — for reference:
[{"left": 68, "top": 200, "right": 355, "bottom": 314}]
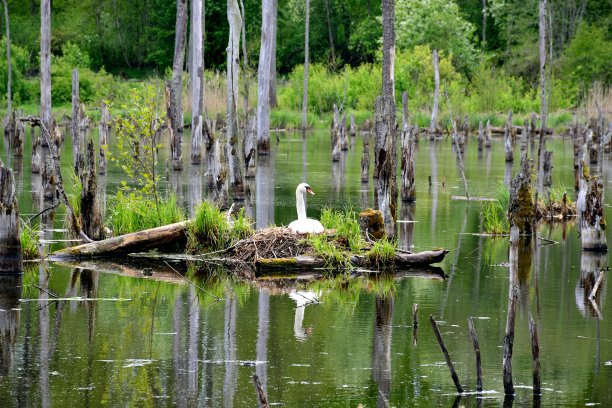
[{"left": 289, "top": 291, "right": 319, "bottom": 340}]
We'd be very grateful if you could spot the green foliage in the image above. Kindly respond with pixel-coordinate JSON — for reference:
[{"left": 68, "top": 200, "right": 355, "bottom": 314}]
[
  {"left": 480, "top": 183, "right": 510, "bottom": 235},
  {"left": 366, "top": 238, "right": 397, "bottom": 266},
  {"left": 559, "top": 23, "right": 612, "bottom": 96},
  {"left": 396, "top": 0, "right": 478, "bottom": 73},
  {"left": 108, "top": 191, "right": 184, "bottom": 235},
  {"left": 188, "top": 202, "right": 254, "bottom": 253},
  {"left": 0, "top": 37, "right": 33, "bottom": 106},
  {"left": 111, "top": 86, "right": 164, "bottom": 203},
  {"left": 308, "top": 234, "right": 351, "bottom": 270},
  {"left": 320, "top": 208, "right": 363, "bottom": 252},
  {"left": 19, "top": 220, "right": 39, "bottom": 260}
]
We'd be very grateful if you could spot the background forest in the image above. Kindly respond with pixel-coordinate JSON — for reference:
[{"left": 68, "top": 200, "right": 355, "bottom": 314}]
[{"left": 1, "top": 0, "right": 611, "bottom": 127}]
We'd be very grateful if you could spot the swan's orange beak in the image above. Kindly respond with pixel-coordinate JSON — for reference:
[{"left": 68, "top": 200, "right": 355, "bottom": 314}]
[{"left": 306, "top": 187, "right": 315, "bottom": 195}]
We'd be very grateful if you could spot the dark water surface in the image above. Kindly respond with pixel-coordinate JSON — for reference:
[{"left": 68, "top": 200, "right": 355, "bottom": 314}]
[{"left": 0, "top": 128, "right": 611, "bottom": 407}]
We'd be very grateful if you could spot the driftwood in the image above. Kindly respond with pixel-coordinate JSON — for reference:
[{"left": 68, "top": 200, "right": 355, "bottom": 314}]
[
  {"left": 490, "top": 125, "right": 552, "bottom": 135},
  {"left": 52, "top": 221, "right": 190, "bottom": 258}
]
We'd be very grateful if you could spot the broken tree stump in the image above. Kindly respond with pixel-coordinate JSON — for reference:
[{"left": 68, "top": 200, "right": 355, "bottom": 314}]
[
  {"left": 359, "top": 208, "right": 385, "bottom": 240},
  {"left": 400, "top": 125, "right": 416, "bottom": 202},
  {"left": 361, "top": 134, "right": 370, "bottom": 183},
  {"left": 0, "top": 161, "right": 23, "bottom": 274},
  {"left": 98, "top": 100, "right": 110, "bottom": 175},
  {"left": 477, "top": 121, "right": 484, "bottom": 151},
  {"left": 349, "top": 113, "right": 357, "bottom": 137},
  {"left": 244, "top": 115, "right": 257, "bottom": 179},
  {"left": 331, "top": 104, "right": 341, "bottom": 162},
  {"left": 485, "top": 119, "right": 492, "bottom": 148},
  {"left": 503, "top": 226, "right": 520, "bottom": 396},
  {"left": 374, "top": 96, "right": 398, "bottom": 236},
  {"left": 80, "top": 140, "right": 102, "bottom": 240},
  {"left": 578, "top": 172, "right": 607, "bottom": 251},
  {"left": 542, "top": 150, "right": 553, "bottom": 187},
  {"left": 31, "top": 137, "right": 42, "bottom": 173},
  {"left": 508, "top": 155, "right": 534, "bottom": 235},
  {"left": 504, "top": 116, "right": 513, "bottom": 162},
  {"left": 340, "top": 113, "right": 348, "bottom": 151},
  {"left": 165, "top": 81, "right": 183, "bottom": 171}
]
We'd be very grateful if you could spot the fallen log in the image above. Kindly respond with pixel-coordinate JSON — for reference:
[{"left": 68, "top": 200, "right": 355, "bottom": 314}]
[
  {"left": 52, "top": 221, "right": 190, "bottom": 258},
  {"left": 255, "top": 249, "right": 448, "bottom": 275},
  {"left": 491, "top": 125, "right": 553, "bottom": 135}
]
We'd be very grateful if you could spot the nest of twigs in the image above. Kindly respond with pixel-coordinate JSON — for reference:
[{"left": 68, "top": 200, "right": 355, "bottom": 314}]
[{"left": 228, "top": 227, "right": 310, "bottom": 264}]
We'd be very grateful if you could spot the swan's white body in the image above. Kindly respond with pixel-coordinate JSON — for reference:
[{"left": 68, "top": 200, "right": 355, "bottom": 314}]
[{"left": 288, "top": 183, "right": 324, "bottom": 234}]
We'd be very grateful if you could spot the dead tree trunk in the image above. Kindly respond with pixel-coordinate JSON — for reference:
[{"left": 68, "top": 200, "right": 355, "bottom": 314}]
[
  {"left": 477, "top": 121, "right": 484, "bottom": 151},
  {"left": 349, "top": 113, "right": 357, "bottom": 137},
  {"left": 375, "top": 96, "right": 397, "bottom": 237},
  {"left": 239, "top": 0, "right": 249, "bottom": 119},
  {"left": 539, "top": 0, "right": 548, "bottom": 141},
  {"left": 257, "top": 0, "right": 274, "bottom": 154},
  {"left": 269, "top": 0, "right": 278, "bottom": 108},
  {"left": 381, "top": 0, "right": 395, "bottom": 101},
  {"left": 520, "top": 119, "right": 529, "bottom": 153},
  {"left": 505, "top": 111, "right": 514, "bottom": 162},
  {"left": 429, "top": 49, "right": 440, "bottom": 138},
  {"left": 0, "top": 161, "right": 22, "bottom": 273},
  {"left": 361, "top": 135, "right": 370, "bottom": 183},
  {"left": 31, "top": 136, "right": 42, "bottom": 173},
  {"left": 578, "top": 171, "right": 607, "bottom": 251},
  {"left": 170, "top": 0, "right": 187, "bottom": 170},
  {"left": 227, "top": 0, "right": 244, "bottom": 199},
  {"left": 401, "top": 125, "right": 416, "bottom": 202},
  {"left": 485, "top": 119, "right": 492, "bottom": 147},
  {"left": 40, "top": 0, "right": 52, "bottom": 145},
  {"left": 80, "top": 140, "right": 102, "bottom": 240},
  {"left": 244, "top": 115, "right": 257, "bottom": 178},
  {"left": 542, "top": 150, "right": 553, "bottom": 187},
  {"left": 331, "top": 105, "right": 341, "bottom": 162},
  {"left": 301, "top": 0, "right": 310, "bottom": 131},
  {"left": 2, "top": 0, "right": 11, "bottom": 114},
  {"left": 71, "top": 69, "right": 84, "bottom": 174},
  {"left": 508, "top": 156, "right": 534, "bottom": 235},
  {"left": 340, "top": 114, "right": 348, "bottom": 150},
  {"left": 13, "top": 113, "right": 24, "bottom": 157},
  {"left": 503, "top": 226, "right": 520, "bottom": 396},
  {"left": 42, "top": 157, "right": 56, "bottom": 200},
  {"left": 98, "top": 100, "right": 110, "bottom": 174},
  {"left": 190, "top": 0, "right": 203, "bottom": 164}
]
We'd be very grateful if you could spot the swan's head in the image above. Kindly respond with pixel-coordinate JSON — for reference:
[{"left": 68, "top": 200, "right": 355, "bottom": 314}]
[{"left": 297, "top": 183, "right": 315, "bottom": 195}]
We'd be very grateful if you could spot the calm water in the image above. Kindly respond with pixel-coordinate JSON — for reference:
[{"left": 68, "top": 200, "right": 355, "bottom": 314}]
[{"left": 0, "top": 126, "right": 610, "bottom": 407}]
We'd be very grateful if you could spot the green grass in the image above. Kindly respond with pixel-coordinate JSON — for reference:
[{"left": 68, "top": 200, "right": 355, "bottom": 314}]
[
  {"left": 480, "top": 183, "right": 510, "bottom": 235},
  {"left": 308, "top": 234, "right": 351, "bottom": 270},
  {"left": 108, "top": 191, "right": 185, "bottom": 235},
  {"left": 320, "top": 207, "right": 363, "bottom": 251},
  {"left": 20, "top": 219, "right": 39, "bottom": 260},
  {"left": 187, "top": 201, "right": 254, "bottom": 253},
  {"left": 366, "top": 238, "right": 397, "bottom": 266}
]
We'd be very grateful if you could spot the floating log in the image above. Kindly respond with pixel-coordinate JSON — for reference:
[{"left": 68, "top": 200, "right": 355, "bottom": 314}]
[
  {"left": 254, "top": 250, "right": 448, "bottom": 274},
  {"left": 0, "top": 161, "right": 22, "bottom": 274},
  {"left": 490, "top": 125, "right": 552, "bottom": 135},
  {"left": 52, "top": 221, "right": 190, "bottom": 258}
]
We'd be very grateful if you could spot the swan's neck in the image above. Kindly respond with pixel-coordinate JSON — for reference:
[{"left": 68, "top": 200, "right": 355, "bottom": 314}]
[{"left": 296, "top": 190, "right": 307, "bottom": 220}]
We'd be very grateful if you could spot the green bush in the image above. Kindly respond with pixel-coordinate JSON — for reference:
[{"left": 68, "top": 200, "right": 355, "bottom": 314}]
[{"left": 0, "top": 37, "right": 35, "bottom": 106}]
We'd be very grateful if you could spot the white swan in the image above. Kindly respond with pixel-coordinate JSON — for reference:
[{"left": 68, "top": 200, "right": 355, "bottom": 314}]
[{"left": 288, "top": 183, "right": 325, "bottom": 234}]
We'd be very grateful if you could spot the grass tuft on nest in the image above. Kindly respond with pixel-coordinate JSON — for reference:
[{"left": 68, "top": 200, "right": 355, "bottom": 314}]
[{"left": 20, "top": 219, "right": 39, "bottom": 260}]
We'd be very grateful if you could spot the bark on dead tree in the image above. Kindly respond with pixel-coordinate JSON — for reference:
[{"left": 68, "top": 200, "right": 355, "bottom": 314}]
[
  {"left": 168, "top": 0, "right": 187, "bottom": 170},
  {"left": 381, "top": 0, "right": 395, "bottom": 102},
  {"left": 429, "top": 49, "right": 440, "bottom": 137},
  {"left": 71, "top": 69, "right": 84, "bottom": 174},
  {"left": 98, "top": 100, "right": 110, "bottom": 174},
  {"left": 190, "top": 0, "right": 203, "bottom": 164},
  {"left": 2, "top": 0, "right": 11, "bottom": 114},
  {"left": 539, "top": 0, "right": 548, "bottom": 139},
  {"left": 542, "top": 150, "right": 553, "bottom": 187},
  {"left": 340, "top": 114, "right": 348, "bottom": 151},
  {"left": 505, "top": 111, "right": 514, "bottom": 162},
  {"left": 401, "top": 125, "right": 416, "bottom": 202},
  {"left": 577, "top": 170, "right": 607, "bottom": 251},
  {"left": 301, "top": 0, "right": 310, "bottom": 131},
  {"left": 40, "top": 0, "right": 52, "bottom": 144},
  {"left": 331, "top": 105, "right": 341, "bottom": 162},
  {"left": 80, "top": 140, "right": 102, "bottom": 240},
  {"left": 485, "top": 119, "right": 492, "bottom": 147},
  {"left": 244, "top": 115, "right": 257, "bottom": 178},
  {"left": 42, "top": 157, "right": 56, "bottom": 200},
  {"left": 227, "top": 0, "right": 244, "bottom": 199},
  {"left": 503, "top": 226, "right": 520, "bottom": 396},
  {"left": 508, "top": 156, "right": 534, "bottom": 235},
  {"left": 520, "top": 119, "right": 529, "bottom": 153},
  {"left": 375, "top": 96, "right": 397, "bottom": 237},
  {"left": 269, "top": 0, "right": 278, "bottom": 108},
  {"left": 0, "top": 161, "right": 22, "bottom": 274},
  {"left": 477, "top": 121, "right": 484, "bottom": 151},
  {"left": 349, "top": 113, "right": 357, "bottom": 137},
  {"left": 257, "top": 0, "right": 274, "bottom": 154},
  {"left": 31, "top": 136, "right": 42, "bottom": 173}
]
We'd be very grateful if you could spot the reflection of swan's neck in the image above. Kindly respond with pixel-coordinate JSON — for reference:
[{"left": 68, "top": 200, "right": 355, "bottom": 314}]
[
  {"left": 294, "top": 306, "right": 306, "bottom": 339},
  {"left": 296, "top": 190, "right": 306, "bottom": 220}
]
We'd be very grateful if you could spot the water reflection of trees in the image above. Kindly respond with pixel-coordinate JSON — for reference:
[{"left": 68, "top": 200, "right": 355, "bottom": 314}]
[{"left": 0, "top": 275, "right": 23, "bottom": 377}]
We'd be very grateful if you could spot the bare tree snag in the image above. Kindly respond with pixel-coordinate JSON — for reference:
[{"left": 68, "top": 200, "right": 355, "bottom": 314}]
[
  {"left": 42, "top": 157, "right": 56, "bottom": 200},
  {"left": 80, "top": 140, "right": 102, "bottom": 240},
  {"left": 539, "top": 0, "right": 548, "bottom": 140},
  {"left": 40, "top": 0, "right": 52, "bottom": 145},
  {"left": 98, "top": 100, "right": 110, "bottom": 174},
  {"left": 503, "top": 226, "right": 520, "bottom": 396},
  {"left": 577, "top": 170, "right": 607, "bottom": 251},
  {"left": 542, "top": 151, "right": 553, "bottom": 187},
  {"left": 467, "top": 317, "right": 483, "bottom": 392},
  {"left": 71, "top": 69, "right": 84, "bottom": 174},
  {"left": 227, "top": 0, "right": 244, "bottom": 199},
  {"left": 381, "top": 0, "right": 395, "bottom": 102},
  {"left": 239, "top": 0, "right": 249, "bottom": 119},
  {"left": 485, "top": 119, "right": 492, "bottom": 147},
  {"left": 0, "top": 161, "right": 22, "bottom": 274},
  {"left": 477, "top": 121, "right": 484, "bottom": 151},
  {"left": 401, "top": 125, "right": 416, "bottom": 202},
  {"left": 349, "top": 113, "right": 357, "bottom": 137},
  {"left": 529, "top": 313, "right": 541, "bottom": 396},
  {"left": 269, "top": 0, "right": 278, "bottom": 108},
  {"left": 301, "top": 0, "right": 310, "bottom": 131},
  {"left": 190, "top": 0, "right": 203, "bottom": 164},
  {"left": 31, "top": 137, "right": 42, "bottom": 173},
  {"left": 429, "top": 49, "right": 440, "bottom": 138},
  {"left": 361, "top": 135, "right": 370, "bottom": 183},
  {"left": 244, "top": 115, "right": 257, "bottom": 178},
  {"left": 340, "top": 114, "right": 348, "bottom": 151},
  {"left": 331, "top": 105, "right": 341, "bottom": 162},
  {"left": 375, "top": 96, "right": 397, "bottom": 237},
  {"left": 508, "top": 156, "right": 534, "bottom": 235},
  {"left": 257, "top": 0, "right": 274, "bottom": 154},
  {"left": 520, "top": 119, "right": 529, "bottom": 153},
  {"left": 429, "top": 315, "right": 463, "bottom": 393},
  {"left": 171, "top": 0, "right": 187, "bottom": 159},
  {"left": 505, "top": 111, "right": 514, "bottom": 162}
]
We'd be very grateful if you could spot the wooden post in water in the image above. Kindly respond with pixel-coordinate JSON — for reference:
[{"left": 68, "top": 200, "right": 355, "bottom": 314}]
[
  {"left": 244, "top": 115, "right": 257, "bottom": 178},
  {"left": 331, "top": 105, "right": 341, "bottom": 162},
  {"left": 0, "top": 161, "right": 22, "bottom": 274},
  {"left": 429, "top": 314, "right": 463, "bottom": 393},
  {"left": 528, "top": 312, "right": 541, "bottom": 396},
  {"left": 98, "top": 100, "right": 110, "bottom": 175},
  {"left": 412, "top": 303, "right": 418, "bottom": 327},
  {"left": 477, "top": 121, "right": 484, "bottom": 151},
  {"left": 503, "top": 226, "right": 520, "bottom": 396},
  {"left": 252, "top": 374, "right": 269, "bottom": 408},
  {"left": 467, "top": 317, "right": 483, "bottom": 392}
]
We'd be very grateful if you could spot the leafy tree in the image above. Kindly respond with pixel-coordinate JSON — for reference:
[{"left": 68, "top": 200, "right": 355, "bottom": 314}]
[{"left": 396, "top": 0, "right": 478, "bottom": 73}]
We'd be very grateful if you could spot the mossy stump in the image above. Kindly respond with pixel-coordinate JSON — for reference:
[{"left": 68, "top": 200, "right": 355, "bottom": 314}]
[
  {"left": 359, "top": 209, "right": 385, "bottom": 240},
  {"left": 508, "top": 156, "right": 534, "bottom": 235}
]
